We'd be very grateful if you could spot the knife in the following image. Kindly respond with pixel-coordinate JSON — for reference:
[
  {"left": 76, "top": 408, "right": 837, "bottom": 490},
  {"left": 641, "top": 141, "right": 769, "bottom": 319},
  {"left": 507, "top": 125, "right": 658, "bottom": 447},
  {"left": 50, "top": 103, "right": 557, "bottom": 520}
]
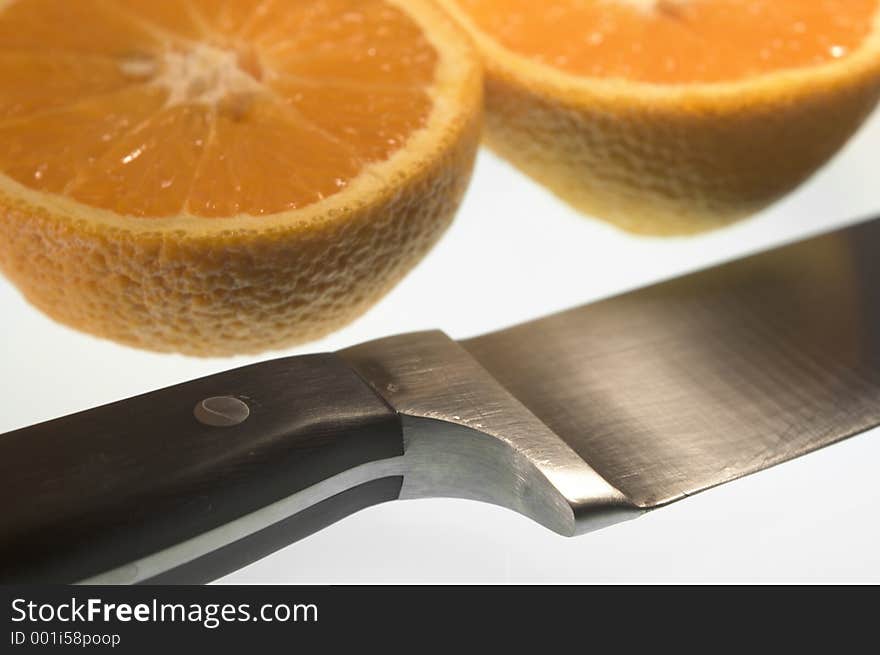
[{"left": 2, "top": 215, "right": 879, "bottom": 585}]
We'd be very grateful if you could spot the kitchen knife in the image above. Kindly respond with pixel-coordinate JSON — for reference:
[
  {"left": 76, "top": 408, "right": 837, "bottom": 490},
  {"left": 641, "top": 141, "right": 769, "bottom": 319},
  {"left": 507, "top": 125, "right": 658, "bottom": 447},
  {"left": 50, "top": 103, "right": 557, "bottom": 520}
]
[{"left": 2, "top": 215, "right": 880, "bottom": 585}]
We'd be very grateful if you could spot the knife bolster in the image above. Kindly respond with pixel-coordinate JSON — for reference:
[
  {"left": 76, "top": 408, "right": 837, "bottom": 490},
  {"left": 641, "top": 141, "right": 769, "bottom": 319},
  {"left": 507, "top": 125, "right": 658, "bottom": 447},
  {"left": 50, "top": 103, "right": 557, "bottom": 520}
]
[{"left": 341, "top": 331, "right": 641, "bottom": 537}]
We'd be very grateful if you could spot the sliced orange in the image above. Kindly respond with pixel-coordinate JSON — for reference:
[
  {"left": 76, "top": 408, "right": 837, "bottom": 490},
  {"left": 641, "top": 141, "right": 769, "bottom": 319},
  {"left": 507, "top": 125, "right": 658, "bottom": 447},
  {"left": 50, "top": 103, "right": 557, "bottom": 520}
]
[
  {"left": 439, "top": 0, "right": 880, "bottom": 234},
  {"left": 0, "top": 0, "right": 481, "bottom": 355}
]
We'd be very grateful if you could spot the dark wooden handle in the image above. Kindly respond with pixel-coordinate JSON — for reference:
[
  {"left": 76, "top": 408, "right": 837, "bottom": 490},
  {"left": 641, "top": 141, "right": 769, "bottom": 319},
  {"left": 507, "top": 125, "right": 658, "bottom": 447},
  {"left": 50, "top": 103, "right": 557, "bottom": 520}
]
[{"left": 0, "top": 354, "right": 403, "bottom": 584}]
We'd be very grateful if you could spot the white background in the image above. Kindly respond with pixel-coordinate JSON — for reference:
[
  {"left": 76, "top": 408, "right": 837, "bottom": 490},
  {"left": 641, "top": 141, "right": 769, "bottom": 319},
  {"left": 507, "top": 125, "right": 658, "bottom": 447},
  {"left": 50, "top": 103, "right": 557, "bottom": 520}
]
[{"left": 2, "top": 108, "right": 879, "bottom": 584}]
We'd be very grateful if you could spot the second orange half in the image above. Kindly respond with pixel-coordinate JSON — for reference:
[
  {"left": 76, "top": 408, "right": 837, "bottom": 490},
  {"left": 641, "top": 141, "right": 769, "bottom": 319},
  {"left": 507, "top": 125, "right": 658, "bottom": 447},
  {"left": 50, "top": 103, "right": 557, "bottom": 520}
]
[{"left": 440, "top": 0, "right": 880, "bottom": 234}]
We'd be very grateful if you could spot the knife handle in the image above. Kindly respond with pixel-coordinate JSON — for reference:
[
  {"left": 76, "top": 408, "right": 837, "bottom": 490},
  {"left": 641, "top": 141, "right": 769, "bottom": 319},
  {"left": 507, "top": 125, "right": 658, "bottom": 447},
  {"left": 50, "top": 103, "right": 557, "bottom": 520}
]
[{"left": 0, "top": 354, "right": 404, "bottom": 584}]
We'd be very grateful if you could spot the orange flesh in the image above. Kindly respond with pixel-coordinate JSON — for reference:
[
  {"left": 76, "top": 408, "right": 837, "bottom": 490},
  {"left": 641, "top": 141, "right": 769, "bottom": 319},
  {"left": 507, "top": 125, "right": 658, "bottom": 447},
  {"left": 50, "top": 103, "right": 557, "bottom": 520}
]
[
  {"left": 455, "top": 0, "right": 877, "bottom": 84},
  {"left": 0, "top": 0, "right": 437, "bottom": 218}
]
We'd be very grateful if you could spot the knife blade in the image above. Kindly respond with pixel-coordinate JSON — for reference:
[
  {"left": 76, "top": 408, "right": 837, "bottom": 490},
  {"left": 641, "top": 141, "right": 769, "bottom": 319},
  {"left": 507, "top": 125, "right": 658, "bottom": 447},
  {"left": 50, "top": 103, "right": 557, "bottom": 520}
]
[{"left": 2, "top": 215, "right": 879, "bottom": 584}]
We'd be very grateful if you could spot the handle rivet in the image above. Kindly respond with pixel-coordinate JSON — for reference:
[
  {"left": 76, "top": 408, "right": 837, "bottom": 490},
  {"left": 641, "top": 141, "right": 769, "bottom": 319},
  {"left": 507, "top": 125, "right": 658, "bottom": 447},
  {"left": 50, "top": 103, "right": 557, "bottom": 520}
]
[{"left": 194, "top": 396, "right": 250, "bottom": 427}]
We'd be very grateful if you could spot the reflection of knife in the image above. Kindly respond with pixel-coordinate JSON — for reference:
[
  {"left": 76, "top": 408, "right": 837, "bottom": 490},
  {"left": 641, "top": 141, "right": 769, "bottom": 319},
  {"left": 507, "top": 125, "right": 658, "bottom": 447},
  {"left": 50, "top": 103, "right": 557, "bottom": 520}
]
[{"left": 3, "top": 216, "right": 879, "bottom": 584}]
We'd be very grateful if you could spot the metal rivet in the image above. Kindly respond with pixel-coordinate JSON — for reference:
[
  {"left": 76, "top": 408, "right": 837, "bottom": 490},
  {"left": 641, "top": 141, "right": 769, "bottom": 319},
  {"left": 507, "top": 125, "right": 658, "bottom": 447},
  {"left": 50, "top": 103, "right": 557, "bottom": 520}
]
[{"left": 194, "top": 396, "right": 250, "bottom": 427}]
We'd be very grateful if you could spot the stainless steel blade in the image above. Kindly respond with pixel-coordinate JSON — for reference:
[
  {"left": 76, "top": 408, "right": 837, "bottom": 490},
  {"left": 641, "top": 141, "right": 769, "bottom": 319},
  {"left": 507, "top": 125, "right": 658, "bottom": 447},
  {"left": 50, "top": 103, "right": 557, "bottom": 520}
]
[{"left": 460, "top": 216, "right": 880, "bottom": 509}]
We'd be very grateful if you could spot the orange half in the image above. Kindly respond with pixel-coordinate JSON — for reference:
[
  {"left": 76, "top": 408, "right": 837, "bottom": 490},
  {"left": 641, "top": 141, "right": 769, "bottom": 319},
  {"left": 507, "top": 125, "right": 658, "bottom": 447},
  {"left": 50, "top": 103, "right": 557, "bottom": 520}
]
[
  {"left": 441, "top": 0, "right": 880, "bottom": 233},
  {"left": 0, "top": 0, "right": 482, "bottom": 354}
]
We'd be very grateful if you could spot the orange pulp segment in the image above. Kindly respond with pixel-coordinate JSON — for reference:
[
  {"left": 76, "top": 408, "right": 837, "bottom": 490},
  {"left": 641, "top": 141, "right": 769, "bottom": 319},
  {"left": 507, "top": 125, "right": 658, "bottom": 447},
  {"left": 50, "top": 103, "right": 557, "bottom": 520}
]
[
  {"left": 0, "top": 0, "right": 437, "bottom": 217},
  {"left": 453, "top": 0, "right": 878, "bottom": 84}
]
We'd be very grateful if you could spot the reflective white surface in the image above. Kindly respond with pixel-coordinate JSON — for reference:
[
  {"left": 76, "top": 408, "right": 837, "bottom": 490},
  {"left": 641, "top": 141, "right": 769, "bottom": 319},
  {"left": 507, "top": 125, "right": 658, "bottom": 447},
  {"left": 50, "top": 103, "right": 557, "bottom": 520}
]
[{"left": 2, "top": 109, "right": 879, "bottom": 584}]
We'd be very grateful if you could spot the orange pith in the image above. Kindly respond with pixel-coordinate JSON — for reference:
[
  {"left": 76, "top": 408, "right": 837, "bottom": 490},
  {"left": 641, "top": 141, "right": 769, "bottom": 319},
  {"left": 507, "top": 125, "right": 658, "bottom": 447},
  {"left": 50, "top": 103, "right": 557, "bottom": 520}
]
[
  {"left": 0, "top": 0, "right": 437, "bottom": 218},
  {"left": 455, "top": 0, "right": 877, "bottom": 84}
]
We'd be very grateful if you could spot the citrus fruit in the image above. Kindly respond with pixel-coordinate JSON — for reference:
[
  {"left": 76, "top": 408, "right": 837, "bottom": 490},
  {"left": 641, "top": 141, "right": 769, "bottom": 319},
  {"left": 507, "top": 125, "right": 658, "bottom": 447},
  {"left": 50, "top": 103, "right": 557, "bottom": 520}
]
[
  {"left": 0, "top": 0, "right": 482, "bottom": 355},
  {"left": 438, "top": 0, "right": 880, "bottom": 234}
]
